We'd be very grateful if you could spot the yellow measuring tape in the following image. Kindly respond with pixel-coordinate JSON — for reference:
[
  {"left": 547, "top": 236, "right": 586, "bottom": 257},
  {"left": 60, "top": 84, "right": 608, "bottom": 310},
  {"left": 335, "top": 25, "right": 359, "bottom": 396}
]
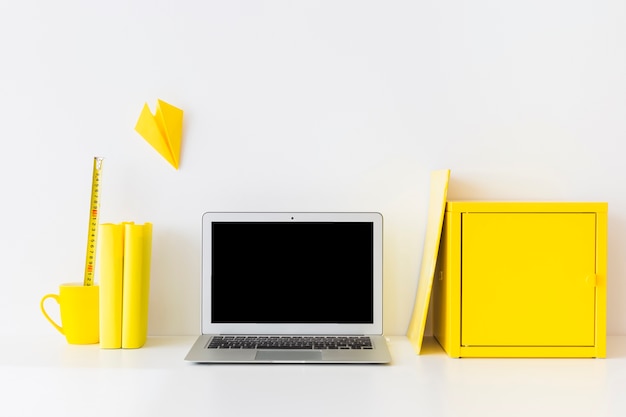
[{"left": 83, "top": 157, "right": 104, "bottom": 286}]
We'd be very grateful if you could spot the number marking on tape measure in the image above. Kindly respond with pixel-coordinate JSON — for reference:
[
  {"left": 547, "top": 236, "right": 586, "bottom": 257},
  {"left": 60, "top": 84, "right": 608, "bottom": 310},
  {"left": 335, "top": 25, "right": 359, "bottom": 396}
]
[{"left": 83, "top": 157, "right": 104, "bottom": 286}]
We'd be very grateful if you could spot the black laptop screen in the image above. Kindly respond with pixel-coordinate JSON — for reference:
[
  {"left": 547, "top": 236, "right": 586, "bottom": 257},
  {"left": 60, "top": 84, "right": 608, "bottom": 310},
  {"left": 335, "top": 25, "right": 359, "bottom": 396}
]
[{"left": 210, "top": 221, "right": 374, "bottom": 324}]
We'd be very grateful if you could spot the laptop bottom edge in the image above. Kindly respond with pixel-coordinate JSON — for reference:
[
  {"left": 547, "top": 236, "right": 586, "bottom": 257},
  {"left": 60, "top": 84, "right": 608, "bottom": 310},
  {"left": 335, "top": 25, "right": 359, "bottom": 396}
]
[{"left": 184, "top": 335, "right": 392, "bottom": 364}]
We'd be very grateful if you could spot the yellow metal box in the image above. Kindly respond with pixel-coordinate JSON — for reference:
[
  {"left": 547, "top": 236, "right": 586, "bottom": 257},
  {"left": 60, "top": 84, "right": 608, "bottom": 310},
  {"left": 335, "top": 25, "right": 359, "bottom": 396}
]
[{"left": 433, "top": 201, "right": 608, "bottom": 358}]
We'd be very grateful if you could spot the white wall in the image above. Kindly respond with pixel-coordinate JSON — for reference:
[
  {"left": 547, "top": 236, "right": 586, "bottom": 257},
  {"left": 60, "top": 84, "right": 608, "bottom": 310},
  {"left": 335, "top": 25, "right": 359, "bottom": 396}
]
[{"left": 2, "top": 1, "right": 625, "bottom": 337}]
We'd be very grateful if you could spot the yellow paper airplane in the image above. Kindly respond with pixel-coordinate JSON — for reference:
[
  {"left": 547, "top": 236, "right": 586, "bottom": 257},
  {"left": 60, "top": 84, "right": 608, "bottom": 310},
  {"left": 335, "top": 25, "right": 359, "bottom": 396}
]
[{"left": 134, "top": 99, "right": 184, "bottom": 170}]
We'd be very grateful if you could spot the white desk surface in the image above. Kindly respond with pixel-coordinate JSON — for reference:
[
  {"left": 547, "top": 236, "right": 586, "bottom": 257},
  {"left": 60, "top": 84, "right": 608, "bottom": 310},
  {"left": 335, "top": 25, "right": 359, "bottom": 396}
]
[{"left": 3, "top": 335, "right": 626, "bottom": 417}]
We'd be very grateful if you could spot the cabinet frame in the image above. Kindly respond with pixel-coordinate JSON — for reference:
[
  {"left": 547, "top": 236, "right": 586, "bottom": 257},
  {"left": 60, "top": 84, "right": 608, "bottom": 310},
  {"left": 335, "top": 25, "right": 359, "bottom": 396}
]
[{"left": 433, "top": 202, "right": 607, "bottom": 358}]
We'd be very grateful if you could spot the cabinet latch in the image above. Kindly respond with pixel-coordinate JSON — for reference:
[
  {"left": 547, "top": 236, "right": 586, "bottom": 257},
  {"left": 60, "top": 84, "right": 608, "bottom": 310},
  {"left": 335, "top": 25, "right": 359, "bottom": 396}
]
[{"left": 585, "top": 274, "right": 598, "bottom": 287}]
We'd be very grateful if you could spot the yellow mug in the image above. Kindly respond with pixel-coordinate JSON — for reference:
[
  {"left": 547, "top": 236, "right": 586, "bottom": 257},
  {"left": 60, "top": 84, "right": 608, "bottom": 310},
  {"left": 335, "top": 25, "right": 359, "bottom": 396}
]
[{"left": 40, "top": 283, "right": 100, "bottom": 344}]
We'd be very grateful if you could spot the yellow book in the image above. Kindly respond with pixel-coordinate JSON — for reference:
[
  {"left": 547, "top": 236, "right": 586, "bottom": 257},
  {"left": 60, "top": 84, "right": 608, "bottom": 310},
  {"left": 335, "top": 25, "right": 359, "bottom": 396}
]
[
  {"left": 98, "top": 223, "right": 125, "bottom": 349},
  {"left": 121, "top": 223, "right": 153, "bottom": 348}
]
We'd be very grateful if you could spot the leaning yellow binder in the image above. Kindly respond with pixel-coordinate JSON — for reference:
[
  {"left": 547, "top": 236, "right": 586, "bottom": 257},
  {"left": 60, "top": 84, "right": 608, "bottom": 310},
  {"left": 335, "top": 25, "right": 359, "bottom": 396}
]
[
  {"left": 122, "top": 223, "right": 153, "bottom": 349},
  {"left": 406, "top": 169, "right": 450, "bottom": 354}
]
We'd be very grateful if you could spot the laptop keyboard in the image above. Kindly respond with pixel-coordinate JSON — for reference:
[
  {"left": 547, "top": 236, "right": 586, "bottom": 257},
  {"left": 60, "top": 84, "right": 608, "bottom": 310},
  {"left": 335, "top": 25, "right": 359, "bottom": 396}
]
[{"left": 207, "top": 335, "right": 373, "bottom": 350}]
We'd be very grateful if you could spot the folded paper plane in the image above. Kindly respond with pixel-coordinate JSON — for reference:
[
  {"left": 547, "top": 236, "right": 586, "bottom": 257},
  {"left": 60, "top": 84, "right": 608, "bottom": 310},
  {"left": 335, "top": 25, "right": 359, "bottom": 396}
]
[{"left": 134, "top": 99, "right": 184, "bottom": 170}]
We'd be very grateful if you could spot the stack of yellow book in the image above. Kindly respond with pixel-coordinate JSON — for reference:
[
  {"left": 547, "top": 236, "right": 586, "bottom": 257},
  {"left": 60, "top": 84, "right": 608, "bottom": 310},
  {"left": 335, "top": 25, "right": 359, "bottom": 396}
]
[{"left": 98, "top": 222, "right": 152, "bottom": 349}]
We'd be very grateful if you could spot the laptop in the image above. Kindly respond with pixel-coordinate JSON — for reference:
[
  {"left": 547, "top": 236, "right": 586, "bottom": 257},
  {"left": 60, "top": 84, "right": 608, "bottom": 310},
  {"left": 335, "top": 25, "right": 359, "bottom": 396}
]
[{"left": 185, "top": 212, "right": 392, "bottom": 363}]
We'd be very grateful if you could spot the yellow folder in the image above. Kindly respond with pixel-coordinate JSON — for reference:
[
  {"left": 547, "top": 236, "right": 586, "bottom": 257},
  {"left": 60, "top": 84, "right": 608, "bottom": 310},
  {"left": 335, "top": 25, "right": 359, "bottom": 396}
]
[
  {"left": 98, "top": 223, "right": 125, "bottom": 349},
  {"left": 121, "top": 223, "right": 153, "bottom": 349},
  {"left": 406, "top": 169, "right": 450, "bottom": 354}
]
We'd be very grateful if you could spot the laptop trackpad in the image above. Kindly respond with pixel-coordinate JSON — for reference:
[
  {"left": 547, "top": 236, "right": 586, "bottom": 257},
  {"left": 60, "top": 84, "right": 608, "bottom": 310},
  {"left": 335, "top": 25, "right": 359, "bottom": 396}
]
[{"left": 255, "top": 350, "right": 322, "bottom": 362}]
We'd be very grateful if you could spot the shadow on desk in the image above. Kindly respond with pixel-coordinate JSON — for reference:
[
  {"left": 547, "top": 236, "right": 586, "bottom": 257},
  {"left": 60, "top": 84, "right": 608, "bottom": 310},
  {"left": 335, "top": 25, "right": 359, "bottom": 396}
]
[
  {"left": 418, "top": 335, "right": 626, "bottom": 359},
  {"left": 143, "top": 336, "right": 195, "bottom": 349},
  {"left": 418, "top": 336, "right": 446, "bottom": 356}
]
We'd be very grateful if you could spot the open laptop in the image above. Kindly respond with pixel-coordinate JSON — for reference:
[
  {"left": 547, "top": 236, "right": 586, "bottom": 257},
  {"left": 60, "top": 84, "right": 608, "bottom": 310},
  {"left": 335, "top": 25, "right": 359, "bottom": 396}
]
[{"left": 185, "top": 212, "right": 392, "bottom": 363}]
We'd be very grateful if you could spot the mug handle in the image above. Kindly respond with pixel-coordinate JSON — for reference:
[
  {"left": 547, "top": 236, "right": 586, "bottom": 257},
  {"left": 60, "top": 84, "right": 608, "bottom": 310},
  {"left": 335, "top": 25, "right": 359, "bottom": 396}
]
[{"left": 40, "top": 294, "right": 64, "bottom": 335}]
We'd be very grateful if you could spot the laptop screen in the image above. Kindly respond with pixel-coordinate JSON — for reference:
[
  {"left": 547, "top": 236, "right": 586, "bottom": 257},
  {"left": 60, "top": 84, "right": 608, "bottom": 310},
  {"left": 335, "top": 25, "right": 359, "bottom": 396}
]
[
  {"left": 211, "top": 221, "right": 374, "bottom": 324},
  {"left": 201, "top": 212, "right": 383, "bottom": 335}
]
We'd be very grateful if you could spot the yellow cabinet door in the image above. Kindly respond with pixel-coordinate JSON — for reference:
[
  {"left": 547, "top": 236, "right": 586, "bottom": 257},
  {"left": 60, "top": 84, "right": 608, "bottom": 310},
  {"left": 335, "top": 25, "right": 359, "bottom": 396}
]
[{"left": 461, "top": 213, "right": 597, "bottom": 347}]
